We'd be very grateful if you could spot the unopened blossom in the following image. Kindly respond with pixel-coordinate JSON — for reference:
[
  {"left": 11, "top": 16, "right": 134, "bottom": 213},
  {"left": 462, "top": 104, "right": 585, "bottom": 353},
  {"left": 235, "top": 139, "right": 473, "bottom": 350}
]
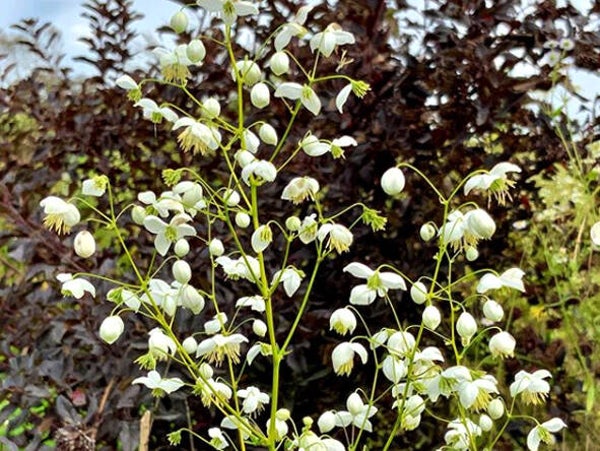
[
  {"left": 272, "top": 267, "right": 303, "bottom": 297},
  {"left": 281, "top": 176, "right": 320, "bottom": 204},
  {"left": 231, "top": 59, "right": 262, "bottom": 86},
  {"left": 82, "top": 175, "right": 108, "bottom": 197},
  {"left": 209, "top": 238, "right": 225, "bottom": 256},
  {"left": 330, "top": 308, "right": 357, "bottom": 335},
  {"left": 382, "top": 355, "right": 407, "bottom": 383},
  {"left": 172, "top": 117, "right": 222, "bottom": 155},
  {"left": 309, "top": 23, "right": 355, "bottom": 57},
  {"left": 269, "top": 51, "right": 290, "bottom": 75},
  {"left": 173, "top": 181, "right": 205, "bottom": 213},
  {"left": 143, "top": 213, "right": 196, "bottom": 256},
  {"left": 333, "top": 392, "right": 378, "bottom": 432},
  {"left": 266, "top": 411, "right": 289, "bottom": 440},
  {"left": 331, "top": 342, "right": 368, "bottom": 376},
  {"left": 487, "top": 398, "right": 505, "bottom": 419},
  {"left": 251, "top": 224, "right": 273, "bottom": 253},
  {"left": 251, "top": 82, "right": 270, "bottom": 108},
  {"left": 135, "top": 98, "right": 178, "bottom": 123},
  {"left": 40, "top": 197, "right": 80, "bottom": 234},
  {"left": 197, "top": 0, "right": 258, "bottom": 25},
  {"left": 172, "top": 260, "right": 192, "bottom": 284},
  {"left": 207, "top": 427, "right": 229, "bottom": 450},
  {"left": 242, "top": 129, "right": 260, "bottom": 153},
  {"left": 410, "top": 281, "right": 428, "bottom": 304},
  {"left": 275, "top": 82, "right": 321, "bottom": 115},
  {"left": 591, "top": 221, "right": 600, "bottom": 246},
  {"left": 527, "top": 418, "right": 567, "bottom": 451},
  {"left": 477, "top": 267, "right": 525, "bottom": 293},
  {"left": 259, "top": 123, "right": 278, "bottom": 145},
  {"left": 510, "top": 369, "right": 552, "bottom": 405},
  {"left": 201, "top": 97, "right": 220, "bottom": 118},
  {"left": 74, "top": 230, "right": 96, "bottom": 258},
  {"left": 235, "top": 295, "right": 265, "bottom": 313},
  {"left": 132, "top": 370, "right": 184, "bottom": 395},
  {"left": 483, "top": 299, "right": 504, "bottom": 322},
  {"left": 464, "top": 162, "right": 521, "bottom": 204},
  {"left": 215, "top": 255, "right": 260, "bottom": 282},
  {"left": 387, "top": 331, "right": 416, "bottom": 358},
  {"left": 241, "top": 160, "right": 277, "bottom": 185},
  {"left": 344, "top": 262, "right": 407, "bottom": 305},
  {"left": 180, "top": 284, "right": 205, "bottom": 314},
  {"left": 235, "top": 212, "right": 251, "bottom": 228},
  {"left": 465, "top": 208, "right": 496, "bottom": 239},
  {"left": 420, "top": 223, "right": 436, "bottom": 241},
  {"left": 456, "top": 312, "right": 478, "bottom": 346},
  {"left": 235, "top": 149, "right": 255, "bottom": 168},
  {"left": 489, "top": 331, "right": 516, "bottom": 358},
  {"left": 318, "top": 411, "right": 337, "bottom": 433},
  {"left": 317, "top": 223, "right": 353, "bottom": 253},
  {"left": 182, "top": 336, "right": 198, "bottom": 354},
  {"left": 186, "top": 39, "right": 206, "bottom": 63},
  {"left": 99, "top": 316, "right": 124, "bottom": 344},
  {"left": 148, "top": 328, "right": 176, "bottom": 360},
  {"left": 237, "top": 386, "right": 269, "bottom": 415},
  {"left": 422, "top": 305, "right": 441, "bottom": 330},
  {"left": 57, "top": 273, "right": 96, "bottom": 298},
  {"left": 381, "top": 167, "right": 406, "bottom": 195},
  {"left": 170, "top": 10, "right": 188, "bottom": 33},
  {"left": 196, "top": 333, "right": 248, "bottom": 365},
  {"left": 223, "top": 189, "right": 240, "bottom": 207},
  {"left": 252, "top": 319, "right": 267, "bottom": 337},
  {"left": 396, "top": 395, "right": 426, "bottom": 429}
]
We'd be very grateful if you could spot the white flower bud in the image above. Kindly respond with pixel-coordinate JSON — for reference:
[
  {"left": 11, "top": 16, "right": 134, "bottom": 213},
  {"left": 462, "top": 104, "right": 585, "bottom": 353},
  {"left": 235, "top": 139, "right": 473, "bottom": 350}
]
[
  {"left": 259, "top": 123, "right": 278, "bottom": 145},
  {"left": 456, "top": 312, "right": 477, "bottom": 345},
  {"left": 483, "top": 299, "right": 504, "bottom": 322},
  {"left": 465, "top": 246, "right": 479, "bottom": 261},
  {"left": 466, "top": 208, "right": 496, "bottom": 239},
  {"left": 131, "top": 205, "right": 147, "bottom": 225},
  {"left": 276, "top": 408, "right": 291, "bottom": 421},
  {"left": 235, "top": 149, "right": 255, "bottom": 168},
  {"left": 489, "top": 331, "right": 515, "bottom": 358},
  {"left": 420, "top": 223, "right": 436, "bottom": 242},
  {"left": 381, "top": 167, "right": 405, "bottom": 195},
  {"left": 410, "top": 281, "right": 428, "bottom": 305},
  {"left": 199, "top": 362, "right": 213, "bottom": 379},
  {"left": 318, "top": 411, "right": 336, "bottom": 433},
  {"left": 422, "top": 305, "right": 441, "bottom": 330},
  {"left": 251, "top": 82, "right": 270, "bottom": 108},
  {"left": 285, "top": 216, "right": 301, "bottom": 231},
  {"left": 99, "top": 316, "right": 124, "bottom": 344},
  {"left": 330, "top": 308, "right": 357, "bottom": 335},
  {"left": 172, "top": 260, "right": 192, "bottom": 284},
  {"left": 591, "top": 221, "right": 600, "bottom": 246},
  {"left": 270, "top": 51, "right": 290, "bottom": 75},
  {"left": 187, "top": 39, "right": 206, "bottom": 63},
  {"left": 174, "top": 238, "right": 190, "bottom": 257},
  {"left": 224, "top": 189, "right": 240, "bottom": 206},
  {"left": 202, "top": 97, "right": 220, "bottom": 118},
  {"left": 182, "top": 336, "right": 198, "bottom": 354},
  {"left": 170, "top": 10, "right": 188, "bottom": 33},
  {"left": 209, "top": 238, "right": 225, "bottom": 256},
  {"left": 487, "top": 398, "right": 505, "bottom": 419},
  {"left": 235, "top": 212, "right": 251, "bottom": 228},
  {"left": 252, "top": 319, "right": 267, "bottom": 337},
  {"left": 479, "top": 414, "right": 493, "bottom": 431},
  {"left": 233, "top": 60, "right": 262, "bottom": 86},
  {"left": 74, "top": 230, "right": 96, "bottom": 258},
  {"left": 181, "top": 285, "right": 205, "bottom": 314}
]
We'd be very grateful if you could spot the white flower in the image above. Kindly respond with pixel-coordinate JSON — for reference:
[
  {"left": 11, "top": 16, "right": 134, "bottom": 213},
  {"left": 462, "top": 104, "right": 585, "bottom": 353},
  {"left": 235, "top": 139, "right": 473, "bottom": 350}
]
[
  {"left": 132, "top": 370, "right": 185, "bottom": 394},
  {"left": 425, "top": 365, "right": 471, "bottom": 402},
  {"left": 300, "top": 133, "right": 330, "bottom": 157},
  {"left": 275, "top": 82, "right": 321, "bottom": 115},
  {"left": 298, "top": 214, "right": 318, "bottom": 244},
  {"left": 483, "top": 299, "right": 504, "bottom": 322},
  {"left": 40, "top": 197, "right": 80, "bottom": 234},
  {"left": 281, "top": 177, "right": 319, "bottom": 204},
  {"left": 381, "top": 167, "right": 406, "bottom": 195},
  {"left": 330, "top": 308, "right": 357, "bottom": 335},
  {"left": 205, "top": 312, "right": 228, "bottom": 335},
  {"left": 148, "top": 328, "right": 177, "bottom": 359},
  {"left": 489, "top": 331, "right": 516, "bottom": 358},
  {"left": 199, "top": 377, "right": 233, "bottom": 408},
  {"left": 387, "top": 331, "right": 416, "bottom": 358},
  {"left": 82, "top": 175, "right": 108, "bottom": 197},
  {"left": 241, "top": 160, "right": 277, "bottom": 185},
  {"left": 477, "top": 267, "right": 525, "bottom": 293},
  {"left": 251, "top": 224, "right": 273, "bottom": 253},
  {"left": 266, "top": 415, "right": 289, "bottom": 441},
  {"left": 236, "top": 295, "right": 265, "bottom": 313},
  {"left": 330, "top": 136, "right": 357, "bottom": 158},
  {"left": 173, "top": 181, "right": 206, "bottom": 213},
  {"left": 344, "top": 262, "right": 406, "bottom": 305},
  {"left": 137, "top": 190, "right": 182, "bottom": 217},
  {"left": 99, "top": 316, "right": 124, "bottom": 344},
  {"left": 181, "top": 284, "right": 205, "bottom": 314},
  {"left": 251, "top": 82, "right": 270, "bottom": 108},
  {"left": 457, "top": 374, "right": 499, "bottom": 410},
  {"left": 216, "top": 255, "right": 260, "bottom": 282},
  {"left": 317, "top": 223, "right": 353, "bottom": 253},
  {"left": 336, "top": 83, "right": 353, "bottom": 113},
  {"left": 464, "top": 162, "right": 521, "bottom": 204},
  {"left": 197, "top": 0, "right": 259, "bottom": 26},
  {"left": 259, "top": 123, "right": 278, "bottom": 145},
  {"left": 456, "top": 312, "right": 477, "bottom": 346},
  {"left": 465, "top": 208, "right": 496, "bottom": 239},
  {"left": 310, "top": 23, "right": 355, "bottom": 57},
  {"left": 591, "top": 221, "right": 600, "bottom": 246},
  {"left": 202, "top": 97, "right": 220, "bottom": 118},
  {"left": 235, "top": 212, "right": 251, "bottom": 228},
  {"left": 527, "top": 418, "right": 567, "bottom": 451},
  {"left": 274, "top": 6, "right": 312, "bottom": 51},
  {"left": 115, "top": 74, "right": 138, "bottom": 91},
  {"left": 182, "top": 336, "right": 198, "bottom": 354},
  {"left": 382, "top": 355, "right": 407, "bottom": 383},
  {"left": 510, "top": 369, "right": 552, "bottom": 405},
  {"left": 74, "top": 230, "right": 96, "bottom": 258},
  {"left": 223, "top": 189, "right": 240, "bottom": 206},
  {"left": 269, "top": 51, "right": 290, "bottom": 75},
  {"left": 196, "top": 333, "right": 249, "bottom": 365},
  {"left": 272, "top": 267, "right": 303, "bottom": 297},
  {"left": 143, "top": 213, "right": 196, "bottom": 256},
  {"left": 331, "top": 342, "right": 368, "bottom": 376},
  {"left": 439, "top": 210, "right": 467, "bottom": 247},
  {"left": 153, "top": 45, "right": 198, "bottom": 82},
  {"left": 231, "top": 60, "right": 262, "bottom": 86},
  {"left": 422, "top": 305, "right": 441, "bottom": 330},
  {"left": 318, "top": 411, "right": 337, "bottom": 433},
  {"left": 333, "top": 392, "right": 378, "bottom": 432},
  {"left": 57, "top": 273, "right": 96, "bottom": 298},
  {"left": 237, "top": 386, "right": 269, "bottom": 415},
  {"left": 135, "top": 98, "right": 178, "bottom": 124},
  {"left": 172, "top": 117, "right": 222, "bottom": 155},
  {"left": 444, "top": 418, "right": 482, "bottom": 450},
  {"left": 207, "top": 427, "right": 229, "bottom": 450}
]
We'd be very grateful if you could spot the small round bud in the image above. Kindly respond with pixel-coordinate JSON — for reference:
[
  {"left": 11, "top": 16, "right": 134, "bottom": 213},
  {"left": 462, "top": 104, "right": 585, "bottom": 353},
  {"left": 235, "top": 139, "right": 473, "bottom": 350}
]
[
  {"left": 270, "top": 51, "right": 290, "bottom": 75},
  {"left": 187, "top": 39, "right": 206, "bottom": 63},
  {"left": 465, "top": 246, "right": 479, "bottom": 261},
  {"left": 422, "top": 305, "right": 441, "bottom": 330},
  {"left": 318, "top": 411, "right": 336, "bottom": 433},
  {"left": 235, "top": 149, "right": 255, "bottom": 168},
  {"left": 252, "top": 319, "right": 267, "bottom": 337},
  {"left": 131, "top": 205, "right": 147, "bottom": 225},
  {"left": 420, "top": 223, "right": 436, "bottom": 242},
  {"left": 233, "top": 60, "right": 262, "bottom": 86},
  {"left": 174, "top": 239, "right": 190, "bottom": 257},
  {"left": 182, "top": 336, "right": 198, "bottom": 354},
  {"left": 99, "top": 315, "right": 124, "bottom": 344},
  {"left": 487, "top": 398, "right": 505, "bottom": 419},
  {"left": 456, "top": 312, "right": 477, "bottom": 344},
  {"left": 479, "top": 414, "right": 493, "bottom": 431},
  {"left": 224, "top": 189, "right": 240, "bottom": 207},
  {"left": 286, "top": 216, "right": 301, "bottom": 231},
  {"left": 199, "top": 362, "right": 213, "bottom": 379},
  {"left": 251, "top": 82, "right": 270, "bottom": 109},
  {"left": 235, "top": 212, "right": 251, "bottom": 228},
  {"left": 173, "top": 260, "right": 192, "bottom": 284},
  {"left": 74, "top": 230, "right": 96, "bottom": 258},
  {"left": 381, "top": 167, "right": 405, "bottom": 195},
  {"left": 302, "top": 417, "right": 313, "bottom": 428},
  {"left": 276, "top": 408, "right": 291, "bottom": 421},
  {"left": 259, "top": 123, "right": 278, "bottom": 145},
  {"left": 410, "top": 281, "right": 428, "bottom": 305},
  {"left": 209, "top": 238, "right": 225, "bottom": 256},
  {"left": 170, "top": 10, "right": 188, "bottom": 33},
  {"left": 202, "top": 97, "right": 220, "bottom": 119},
  {"left": 181, "top": 285, "right": 205, "bottom": 314},
  {"left": 466, "top": 208, "right": 496, "bottom": 239},
  {"left": 483, "top": 299, "right": 504, "bottom": 322}
]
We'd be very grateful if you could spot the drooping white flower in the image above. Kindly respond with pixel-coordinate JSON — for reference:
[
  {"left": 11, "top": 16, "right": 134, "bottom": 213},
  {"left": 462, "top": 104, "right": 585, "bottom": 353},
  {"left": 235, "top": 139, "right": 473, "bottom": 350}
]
[
  {"left": 465, "top": 208, "right": 496, "bottom": 239},
  {"left": 281, "top": 177, "right": 320, "bottom": 204},
  {"left": 241, "top": 160, "right": 277, "bottom": 185},
  {"left": 318, "top": 411, "right": 337, "bottom": 433},
  {"left": 204, "top": 312, "right": 228, "bottom": 335},
  {"left": 135, "top": 98, "right": 178, "bottom": 124},
  {"left": 153, "top": 45, "right": 198, "bottom": 83},
  {"left": 57, "top": 273, "right": 96, "bottom": 298},
  {"left": 382, "top": 355, "right": 407, "bottom": 383},
  {"left": 444, "top": 418, "right": 482, "bottom": 450},
  {"left": 300, "top": 133, "right": 330, "bottom": 157},
  {"left": 464, "top": 162, "right": 521, "bottom": 204},
  {"left": 196, "top": 333, "right": 249, "bottom": 365},
  {"left": 381, "top": 167, "right": 406, "bottom": 195},
  {"left": 198, "top": 376, "right": 233, "bottom": 408},
  {"left": 510, "top": 369, "right": 552, "bottom": 405},
  {"left": 40, "top": 197, "right": 80, "bottom": 234},
  {"left": 251, "top": 224, "right": 273, "bottom": 253},
  {"left": 425, "top": 365, "right": 471, "bottom": 402},
  {"left": 456, "top": 374, "right": 499, "bottom": 410},
  {"left": 336, "top": 83, "right": 353, "bottom": 113},
  {"left": 172, "top": 117, "right": 222, "bottom": 155},
  {"left": 148, "top": 328, "right": 177, "bottom": 360},
  {"left": 331, "top": 342, "right": 368, "bottom": 376},
  {"left": 99, "top": 316, "right": 124, "bottom": 344},
  {"left": 317, "top": 223, "right": 353, "bottom": 253},
  {"left": 410, "top": 281, "right": 428, "bottom": 304},
  {"left": 237, "top": 386, "right": 270, "bottom": 415},
  {"left": 115, "top": 74, "right": 138, "bottom": 91},
  {"left": 207, "top": 427, "right": 229, "bottom": 450},
  {"left": 333, "top": 392, "right": 378, "bottom": 432},
  {"left": 477, "top": 267, "right": 525, "bottom": 293},
  {"left": 329, "top": 136, "right": 357, "bottom": 158},
  {"left": 82, "top": 175, "right": 108, "bottom": 197},
  {"left": 236, "top": 295, "right": 265, "bottom": 313},
  {"left": 132, "top": 370, "right": 184, "bottom": 394},
  {"left": 298, "top": 214, "right": 318, "bottom": 244},
  {"left": 275, "top": 82, "right": 321, "bottom": 115},
  {"left": 74, "top": 230, "right": 96, "bottom": 258},
  {"left": 527, "top": 418, "right": 567, "bottom": 451},
  {"left": 272, "top": 267, "right": 303, "bottom": 297},
  {"left": 330, "top": 308, "right": 357, "bottom": 335},
  {"left": 266, "top": 410, "right": 290, "bottom": 440},
  {"left": 439, "top": 210, "right": 467, "bottom": 248},
  {"left": 343, "top": 262, "right": 407, "bottom": 305},
  {"left": 489, "top": 331, "right": 516, "bottom": 358},
  {"left": 309, "top": 23, "right": 355, "bottom": 57},
  {"left": 180, "top": 284, "right": 205, "bottom": 314},
  {"left": 274, "top": 6, "right": 312, "bottom": 51},
  {"left": 215, "top": 255, "right": 260, "bottom": 282},
  {"left": 143, "top": 213, "right": 196, "bottom": 256},
  {"left": 137, "top": 190, "right": 182, "bottom": 218},
  {"left": 173, "top": 181, "right": 206, "bottom": 214},
  {"left": 197, "top": 0, "right": 259, "bottom": 26}
]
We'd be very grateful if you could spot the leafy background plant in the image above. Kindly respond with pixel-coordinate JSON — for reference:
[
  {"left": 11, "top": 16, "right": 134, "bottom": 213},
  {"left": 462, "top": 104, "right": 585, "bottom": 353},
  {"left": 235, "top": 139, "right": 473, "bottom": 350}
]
[{"left": 1, "top": 0, "right": 599, "bottom": 449}]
